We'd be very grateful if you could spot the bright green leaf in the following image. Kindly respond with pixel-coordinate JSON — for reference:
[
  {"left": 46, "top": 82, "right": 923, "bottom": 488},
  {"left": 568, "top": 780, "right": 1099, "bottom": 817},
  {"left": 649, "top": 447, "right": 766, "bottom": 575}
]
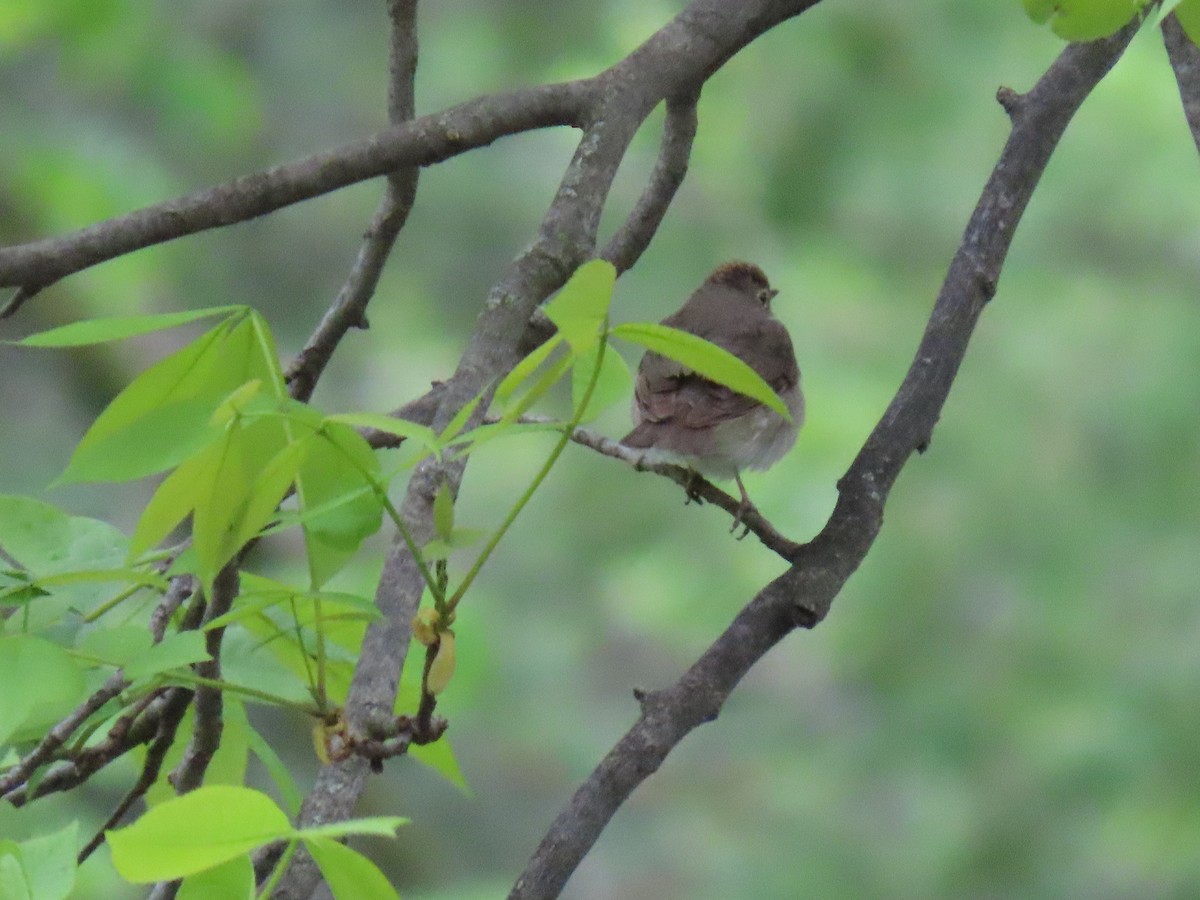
[
  {"left": 493, "top": 333, "right": 564, "bottom": 407},
  {"left": 571, "top": 342, "right": 631, "bottom": 421},
  {"left": 1023, "top": 0, "right": 1148, "bottom": 40},
  {"left": 0, "top": 495, "right": 127, "bottom": 576},
  {"left": 129, "top": 446, "right": 218, "bottom": 561},
  {"left": 226, "top": 436, "right": 310, "bottom": 551},
  {"left": 0, "top": 635, "right": 87, "bottom": 746},
  {"left": 10, "top": 306, "right": 241, "bottom": 347},
  {"left": 1175, "top": 0, "right": 1200, "bottom": 40},
  {"left": 297, "top": 817, "right": 407, "bottom": 841},
  {"left": 122, "top": 631, "right": 210, "bottom": 682},
  {"left": 411, "top": 738, "right": 472, "bottom": 796},
  {"left": 5, "top": 822, "right": 78, "bottom": 900},
  {"left": 611, "top": 322, "right": 792, "bottom": 419},
  {"left": 0, "top": 853, "right": 32, "bottom": 900},
  {"left": 325, "top": 412, "right": 441, "bottom": 458},
  {"left": 107, "top": 786, "right": 292, "bottom": 882},
  {"left": 296, "top": 424, "right": 383, "bottom": 588},
  {"left": 497, "top": 351, "right": 573, "bottom": 425},
  {"left": 437, "top": 391, "right": 484, "bottom": 445},
  {"left": 542, "top": 259, "right": 616, "bottom": 351},
  {"left": 433, "top": 481, "right": 455, "bottom": 541},
  {"left": 177, "top": 855, "right": 253, "bottom": 900},
  {"left": 304, "top": 837, "right": 400, "bottom": 900}
]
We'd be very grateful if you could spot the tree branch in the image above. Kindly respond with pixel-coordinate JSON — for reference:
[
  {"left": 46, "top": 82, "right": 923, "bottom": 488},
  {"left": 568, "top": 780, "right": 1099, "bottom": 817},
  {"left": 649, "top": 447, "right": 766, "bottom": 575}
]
[
  {"left": 271, "top": 2, "right": 827, "bottom": 897},
  {"left": 508, "top": 22, "right": 1140, "bottom": 900},
  {"left": 1162, "top": 13, "right": 1200, "bottom": 155},
  {"left": 286, "top": 0, "right": 422, "bottom": 402},
  {"left": 0, "top": 82, "right": 588, "bottom": 299}
]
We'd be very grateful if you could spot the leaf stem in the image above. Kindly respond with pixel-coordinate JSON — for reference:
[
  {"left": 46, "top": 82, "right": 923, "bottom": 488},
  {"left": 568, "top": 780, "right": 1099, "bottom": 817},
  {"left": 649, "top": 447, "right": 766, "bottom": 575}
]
[{"left": 446, "top": 331, "right": 608, "bottom": 611}]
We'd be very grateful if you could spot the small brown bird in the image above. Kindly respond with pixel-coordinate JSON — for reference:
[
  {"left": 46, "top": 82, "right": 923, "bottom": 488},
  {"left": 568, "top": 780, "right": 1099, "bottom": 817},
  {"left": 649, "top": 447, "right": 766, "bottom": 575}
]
[{"left": 621, "top": 261, "right": 803, "bottom": 529}]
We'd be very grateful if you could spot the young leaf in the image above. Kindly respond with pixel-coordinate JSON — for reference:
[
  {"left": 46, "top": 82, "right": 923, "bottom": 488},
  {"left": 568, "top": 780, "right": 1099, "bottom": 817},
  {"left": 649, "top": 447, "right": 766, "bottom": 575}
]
[
  {"left": 107, "top": 786, "right": 292, "bottom": 882},
  {"left": 177, "top": 856, "right": 253, "bottom": 900},
  {"left": 296, "top": 423, "right": 384, "bottom": 588},
  {"left": 433, "top": 481, "right": 455, "bottom": 541},
  {"left": 493, "top": 332, "right": 564, "bottom": 407},
  {"left": 325, "top": 412, "right": 441, "bottom": 458},
  {"left": 542, "top": 259, "right": 616, "bottom": 351},
  {"left": 55, "top": 321, "right": 233, "bottom": 484},
  {"left": 437, "top": 390, "right": 485, "bottom": 445},
  {"left": 10, "top": 306, "right": 241, "bottom": 347},
  {"left": 0, "top": 635, "right": 87, "bottom": 747},
  {"left": 571, "top": 341, "right": 631, "bottom": 421},
  {"left": 302, "top": 836, "right": 400, "bottom": 900},
  {"left": 1176, "top": 0, "right": 1200, "bottom": 41},
  {"left": 0, "top": 822, "right": 78, "bottom": 900},
  {"left": 410, "top": 738, "right": 472, "bottom": 796},
  {"left": 611, "top": 322, "right": 792, "bottom": 419}
]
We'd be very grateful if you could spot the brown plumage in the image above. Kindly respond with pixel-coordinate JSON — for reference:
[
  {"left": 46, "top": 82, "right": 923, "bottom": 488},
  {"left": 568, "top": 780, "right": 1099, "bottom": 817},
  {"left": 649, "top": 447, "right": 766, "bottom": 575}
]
[{"left": 621, "top": 262, "right": 803, "bottom": 528}]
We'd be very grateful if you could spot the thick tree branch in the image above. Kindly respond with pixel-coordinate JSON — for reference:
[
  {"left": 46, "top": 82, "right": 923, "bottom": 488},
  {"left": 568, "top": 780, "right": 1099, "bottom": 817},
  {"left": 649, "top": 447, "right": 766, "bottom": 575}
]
[
  {"left": 508, "top": 22, "right": 1140, "bottom": 900},
  {"left": 272, "top": 2, "right": 826, "bottom": 897},
  {"left": 1162, "top": 13, "right": 1200, "bottom": 155},
  {"left": 0, "top": 82, "right": 588, "bottom": 298}
]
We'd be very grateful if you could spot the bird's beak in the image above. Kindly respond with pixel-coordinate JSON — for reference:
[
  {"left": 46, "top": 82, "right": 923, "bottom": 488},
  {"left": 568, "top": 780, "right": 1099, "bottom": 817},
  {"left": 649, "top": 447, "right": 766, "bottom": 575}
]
[{"left": 761, "top": 288, "right": 779, "bottom": 305}]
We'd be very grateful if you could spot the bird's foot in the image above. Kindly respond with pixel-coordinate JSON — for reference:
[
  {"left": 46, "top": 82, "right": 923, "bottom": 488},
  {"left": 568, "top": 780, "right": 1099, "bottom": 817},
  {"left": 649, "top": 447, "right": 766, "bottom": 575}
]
[{"left": 683, "top": 469, "right": 704, "bottom": 506}]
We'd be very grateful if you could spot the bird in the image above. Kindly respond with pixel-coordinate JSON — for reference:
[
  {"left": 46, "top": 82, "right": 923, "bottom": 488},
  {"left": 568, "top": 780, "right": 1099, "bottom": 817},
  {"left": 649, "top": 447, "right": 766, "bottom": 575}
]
[{"left": 621, "top": 261, "right": 803, "bottom": 532}]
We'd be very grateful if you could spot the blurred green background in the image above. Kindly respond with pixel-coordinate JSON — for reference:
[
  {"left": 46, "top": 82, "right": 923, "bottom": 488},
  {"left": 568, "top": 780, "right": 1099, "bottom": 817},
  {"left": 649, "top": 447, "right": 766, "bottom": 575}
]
[{"left": 3, "top": 1, "right": 1200, "bottom": 897}]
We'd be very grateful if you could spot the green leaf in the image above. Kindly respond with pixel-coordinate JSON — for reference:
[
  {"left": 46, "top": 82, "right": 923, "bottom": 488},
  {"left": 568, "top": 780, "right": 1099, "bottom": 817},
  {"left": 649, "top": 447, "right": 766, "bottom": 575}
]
[
  {"left": 177, "top": 856, "right": 253, "bottom": 900},
  {"left": 296, "top": 424, "right": 384, "bottom": 588},
  {"left": 0, "top": 635, "right": 87, "bottom": 747},
  {"left": 497, "top": 351, "right": 573, "bottom": 425},
  {"left": 225, "top": 436, "right": 309, "bottom": 551},
  {"left": 107, "top": 786, "right": 292, "bottom": 882},
  {"left": 542, "top": 259, "right": 616, "bottom": 351},
  {"left": 59, "top": 394, "right": 225, "bottom": 484},
  {"left": 433, "top": 481, "right": 455, "bottom": 541},
  {"left": 611, "top": 322, "right": 792, "bottom": 419},
  {"left": 0, "top": 853, "right": 32, "bottom": 900},
  {"left": 437, "top": 391, "right": 484, "bottom": 445},
  {"left": 1175, "top": 0, "right": 1200, "bottom": 41},
  {"left": 241, "top": 717, "right": 303, "bottom": 816},
  {"left": 129, "top": 446, "right": 218, "bottom": 561},
  {"left": 493, "top": 333, "right": 564, "bottom": 408},
  {"left": 445, "top": 420, "right": 564, "bottom": 455},
  {"left": 0, "top": 495, "right": 127, "bottom": 576},
  {"left": 76, "top": 625, "right": 152, "bottom": 667},
  {"left": 56, "top": 321, "right": 231, "bottom": 484},
  {"left": 122, "top": 631, "right": 210, "bottom": 682},
  {"left": 297, "top": 817, "right": 407, "bottom": 841},
  {"left": 10, "top": 306, "right": 241, "bottom": 347},
  {"left": 411, "top": 738, "right": 472, "bottom": 796},
  {"left": 325, "top": 412, "right": 441, "bottom": 459},
  {"left": 3, "top": 822, "right": 78, "bottom": 900},
  {"left": 571, "top": 342, "right": 631, "bottom": 421},
  {"left": 1023, "top": 0, "right": 1148, "bottom": 40},
  {"left": 303, "top": 836, "right": 400, "bottom": 900}
]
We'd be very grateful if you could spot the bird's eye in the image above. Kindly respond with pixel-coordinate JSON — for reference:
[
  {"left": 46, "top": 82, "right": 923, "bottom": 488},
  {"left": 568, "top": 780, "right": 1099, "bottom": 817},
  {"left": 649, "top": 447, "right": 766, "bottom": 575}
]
[{"left": 757, "top": 289, "right": 772, "bottom": 305}]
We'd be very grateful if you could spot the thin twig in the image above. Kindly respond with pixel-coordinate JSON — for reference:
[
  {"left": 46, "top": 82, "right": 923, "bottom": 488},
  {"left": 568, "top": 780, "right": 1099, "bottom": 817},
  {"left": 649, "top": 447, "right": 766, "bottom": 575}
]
[{"left": 286, "top": 0, "right": 421, "bottom": 402}]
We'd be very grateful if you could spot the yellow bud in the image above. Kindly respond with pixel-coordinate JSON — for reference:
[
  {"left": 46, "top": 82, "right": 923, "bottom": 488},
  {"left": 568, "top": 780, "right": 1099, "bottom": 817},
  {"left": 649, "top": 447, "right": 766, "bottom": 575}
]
[
  {"left": 412, "top": 607, "right": 440, "bottom": 646},
  {"left": 426, "top": 630, "right": 456, "bottom": 695}
]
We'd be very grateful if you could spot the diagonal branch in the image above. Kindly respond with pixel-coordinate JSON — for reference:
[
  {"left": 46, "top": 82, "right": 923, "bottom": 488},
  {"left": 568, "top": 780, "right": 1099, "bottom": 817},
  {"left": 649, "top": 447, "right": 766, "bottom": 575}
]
[
  {"left": 286, "top": 0, "right": 422, "bottom": 402},
  {"left": 508, "top": 22, "right": 1141, "bottom": 900},
  {"left": 602, "top": 90, "right": 701, "bottom": 274},
  {"left": 270, "top": 2, "right": 828, "bottom": 897},
  {"left": 0, "top": 82, "right": 589, "bottom": 299},
  {"left": 1162, "top": 13, "right": 1200, "bottom": 155}
]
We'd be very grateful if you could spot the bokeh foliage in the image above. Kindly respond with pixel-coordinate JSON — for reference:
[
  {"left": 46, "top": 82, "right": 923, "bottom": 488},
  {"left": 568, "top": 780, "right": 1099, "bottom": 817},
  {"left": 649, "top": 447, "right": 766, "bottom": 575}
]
[{"left": 1, "top": 1, "right": 1199, "bottom": 898}]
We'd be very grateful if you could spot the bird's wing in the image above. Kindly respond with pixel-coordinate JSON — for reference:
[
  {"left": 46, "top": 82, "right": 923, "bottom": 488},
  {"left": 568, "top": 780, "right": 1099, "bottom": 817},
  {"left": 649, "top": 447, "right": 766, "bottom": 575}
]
[{"left": 632, "top": 319, "right": 798, "bottom": 430}]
